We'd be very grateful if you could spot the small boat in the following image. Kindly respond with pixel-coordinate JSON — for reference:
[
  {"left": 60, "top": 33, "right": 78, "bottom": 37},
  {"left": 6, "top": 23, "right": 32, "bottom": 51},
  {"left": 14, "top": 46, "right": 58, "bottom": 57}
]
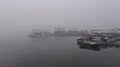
[{"left": 76, "top": 35, "right": 109, "bottom": 46}]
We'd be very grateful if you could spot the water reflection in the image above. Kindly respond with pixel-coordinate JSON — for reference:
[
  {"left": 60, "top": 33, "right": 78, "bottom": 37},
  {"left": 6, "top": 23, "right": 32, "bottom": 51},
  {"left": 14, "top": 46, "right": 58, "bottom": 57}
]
[{"left": 77, "top": 43, "right": 120, "bottom": 51}]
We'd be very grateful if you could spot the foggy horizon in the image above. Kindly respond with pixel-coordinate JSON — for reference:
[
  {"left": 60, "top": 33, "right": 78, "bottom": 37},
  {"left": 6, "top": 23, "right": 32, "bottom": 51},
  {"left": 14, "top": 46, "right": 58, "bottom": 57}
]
[
  {"left": 0, "top": 0, "right": 120, "bottom": 30},
  {"left": 1, "top": 0, "right": 120, "bottom": 67}
]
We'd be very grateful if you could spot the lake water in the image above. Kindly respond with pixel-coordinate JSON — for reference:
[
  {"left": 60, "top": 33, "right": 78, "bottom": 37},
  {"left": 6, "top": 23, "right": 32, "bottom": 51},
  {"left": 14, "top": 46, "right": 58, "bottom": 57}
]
[{"left": 0, "top": 29, "right": 120, "bottom": 67}]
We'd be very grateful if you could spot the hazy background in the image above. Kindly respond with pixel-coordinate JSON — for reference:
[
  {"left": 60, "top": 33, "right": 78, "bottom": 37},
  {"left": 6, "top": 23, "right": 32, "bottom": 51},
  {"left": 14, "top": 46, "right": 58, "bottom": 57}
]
[
  {"left": 0, "top": 0, "right": 120, "bottom": 30},
  {"left": 0, "top": 0, "right": 120, "bottom": 67}
]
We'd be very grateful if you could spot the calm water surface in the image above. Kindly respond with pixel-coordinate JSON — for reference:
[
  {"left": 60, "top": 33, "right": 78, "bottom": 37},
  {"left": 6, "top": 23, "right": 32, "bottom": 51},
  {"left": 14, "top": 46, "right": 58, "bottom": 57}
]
[{"left": 0, "top": 29, "right": 120, "bottom": 67}]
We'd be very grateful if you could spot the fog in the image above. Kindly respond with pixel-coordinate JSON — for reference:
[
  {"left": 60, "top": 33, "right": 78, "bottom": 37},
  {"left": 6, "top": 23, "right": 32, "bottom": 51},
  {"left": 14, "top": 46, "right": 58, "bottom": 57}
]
[
  {"left": 1, "top": 0, "right": 120, "bottom": 67},
  {"left": 0, "top": 0, "right": 120, "bottom": 30}
]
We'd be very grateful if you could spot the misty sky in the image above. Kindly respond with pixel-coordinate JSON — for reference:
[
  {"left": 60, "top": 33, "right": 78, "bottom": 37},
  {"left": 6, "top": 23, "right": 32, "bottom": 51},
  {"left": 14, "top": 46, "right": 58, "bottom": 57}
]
[{"left": 0, "top": 0, "right": 120, "bottom": 29}]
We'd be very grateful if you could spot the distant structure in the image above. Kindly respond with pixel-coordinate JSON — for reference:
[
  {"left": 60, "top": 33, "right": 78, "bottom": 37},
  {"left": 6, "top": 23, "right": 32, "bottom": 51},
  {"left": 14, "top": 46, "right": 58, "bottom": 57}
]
[
  {"left": 29, "top": 28, "right": 120, "bottom": 38},
  {"left": 91, "top": 28, "right": 120, "bottom": 37},
  {"left": 52, "top": 28, "right": 66, "bottom": 35},
  {"left": 29, "top": 28, "right": 51, "bottom": 38},
  {"left": 52, "top": 27, "right": 88, "bottom": 36}
]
